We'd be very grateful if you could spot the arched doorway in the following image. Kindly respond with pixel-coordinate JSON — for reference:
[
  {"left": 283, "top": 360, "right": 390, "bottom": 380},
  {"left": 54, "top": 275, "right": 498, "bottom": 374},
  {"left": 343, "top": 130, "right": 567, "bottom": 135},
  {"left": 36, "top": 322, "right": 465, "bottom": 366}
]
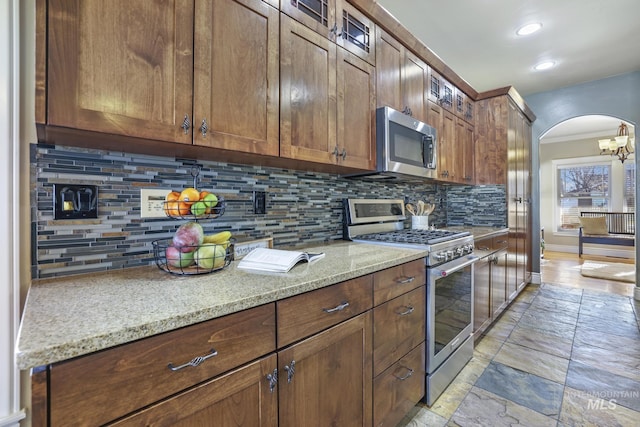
[{"left": 538, "top": 115, "right": 636, "bottom": 293}]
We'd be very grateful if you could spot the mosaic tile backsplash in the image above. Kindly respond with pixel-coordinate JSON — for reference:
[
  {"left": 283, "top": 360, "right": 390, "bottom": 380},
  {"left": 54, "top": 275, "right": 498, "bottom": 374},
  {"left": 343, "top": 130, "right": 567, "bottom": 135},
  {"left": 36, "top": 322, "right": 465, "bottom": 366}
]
[{"left": 32, "top": 144, "right": 506, "bottom": 278}]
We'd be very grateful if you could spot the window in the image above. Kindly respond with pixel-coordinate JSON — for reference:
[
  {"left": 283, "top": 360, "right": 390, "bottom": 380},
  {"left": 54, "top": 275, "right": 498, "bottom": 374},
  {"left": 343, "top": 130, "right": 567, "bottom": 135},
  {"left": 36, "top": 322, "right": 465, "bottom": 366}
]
[
  {"left": 624, "top": 162, "right": 635, "bottom": 212},
  {"left": 553, "top": 157, "right": 635, "bottom": 232}
]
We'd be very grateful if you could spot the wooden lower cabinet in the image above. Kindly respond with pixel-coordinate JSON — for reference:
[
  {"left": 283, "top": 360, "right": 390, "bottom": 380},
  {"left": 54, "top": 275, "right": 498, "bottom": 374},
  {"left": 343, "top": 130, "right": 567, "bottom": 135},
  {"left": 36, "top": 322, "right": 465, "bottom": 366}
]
[
  {"left": 111, "top": 354, "right": 278, "bottom": 426},
  {"left": 373, "top": 344, "right": 425, "bottom": 427},
  {"left": 473, "top": 233, "right": 511, "bottom": 340},
  {"left": 277, "top": 312, "right": 373, "bottom": 427},
  {"left": 33, "top": 261, "right": 433, "bottom": 427}
]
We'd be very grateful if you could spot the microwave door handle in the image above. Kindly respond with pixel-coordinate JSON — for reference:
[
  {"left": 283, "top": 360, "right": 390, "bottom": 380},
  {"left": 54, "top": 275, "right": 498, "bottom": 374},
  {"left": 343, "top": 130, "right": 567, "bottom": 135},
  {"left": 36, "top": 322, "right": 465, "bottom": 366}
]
[{"left": 423, "top": 135, "right": 436, "bottom": 169}]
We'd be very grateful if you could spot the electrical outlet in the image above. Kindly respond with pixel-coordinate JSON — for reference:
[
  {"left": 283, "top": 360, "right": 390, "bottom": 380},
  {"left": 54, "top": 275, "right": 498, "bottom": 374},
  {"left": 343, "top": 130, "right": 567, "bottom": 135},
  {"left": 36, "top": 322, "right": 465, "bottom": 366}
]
[
  {"left": 253, "top": 191, "right": 266, "bottom": 214},
  {"left": 140, "top": 189, "right": 171, "bottom": 218}
]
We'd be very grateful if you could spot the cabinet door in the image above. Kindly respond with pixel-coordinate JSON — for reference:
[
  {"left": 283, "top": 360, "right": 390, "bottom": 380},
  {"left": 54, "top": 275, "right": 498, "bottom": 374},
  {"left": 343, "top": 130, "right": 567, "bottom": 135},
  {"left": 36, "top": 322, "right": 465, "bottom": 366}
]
[
  {"left": 47, "top": 0, "right": 194, "bottom": 144},
  {"left": 193, "top": 0, "right": 280, "bottom": 156},
  {"left": 336, "top": 47, "right": 376, "bottom": 169},
  {"left": 280, "top": 0, "right": 336, "bottom": 40},
  {"left": 473, "top": 256, "right": 491, "bottom": 338},
  {"left": 336, "top": 1, "right": 376, "bottom": 65},
  {"left": 278, "top": 312, "right": 372, "bottom": 427},
  {"left": 402, "top": 52, "right": 429, "bottom": 123},
  {"left": 112, "top": 355, "right": 278, "bottom": 427},
  {"left": 491, "top": 250, "right": 508, "bottom": 318},
  {"left": 280, "top": 15, "right": 337, "bottom": 163},
  {"left": 507, "top": 101, "right": 519, "bottom": 300},
  {"left": 435, "top": 108, "right": 456, "bottom": 182},
  {"left": 375, "top": 28, "right": 403, "bottom": 111},
  {"left": 474, "top": 97, "right": 507, "bottom": 185},
  {"left": 461, "top": 121, "right": 475, "bottom": 184}
]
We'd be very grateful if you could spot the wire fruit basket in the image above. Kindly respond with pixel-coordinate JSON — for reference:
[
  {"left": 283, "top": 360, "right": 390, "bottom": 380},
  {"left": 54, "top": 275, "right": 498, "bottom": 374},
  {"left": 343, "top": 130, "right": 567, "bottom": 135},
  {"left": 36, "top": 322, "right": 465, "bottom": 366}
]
[
  {"left": 153, "top": 239, "right": 233, "bottom": 275},
  {"left": 163, "top": 197, "right": 226, "bottom": 221}
]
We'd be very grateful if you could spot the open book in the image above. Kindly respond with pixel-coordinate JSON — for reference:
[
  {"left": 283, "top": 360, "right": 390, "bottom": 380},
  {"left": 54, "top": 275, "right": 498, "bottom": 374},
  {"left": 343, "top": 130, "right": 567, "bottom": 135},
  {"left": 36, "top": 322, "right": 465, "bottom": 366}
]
[{"left": 237, "top": 247, "right": 325, "bottom": 273}]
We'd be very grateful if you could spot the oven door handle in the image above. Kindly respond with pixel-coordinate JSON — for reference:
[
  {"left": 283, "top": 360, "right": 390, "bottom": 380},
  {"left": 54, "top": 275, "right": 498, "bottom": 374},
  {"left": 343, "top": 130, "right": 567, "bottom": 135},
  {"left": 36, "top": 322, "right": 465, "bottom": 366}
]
[{"left": 432, "top": 255, "right": 479, "bottom": 277}]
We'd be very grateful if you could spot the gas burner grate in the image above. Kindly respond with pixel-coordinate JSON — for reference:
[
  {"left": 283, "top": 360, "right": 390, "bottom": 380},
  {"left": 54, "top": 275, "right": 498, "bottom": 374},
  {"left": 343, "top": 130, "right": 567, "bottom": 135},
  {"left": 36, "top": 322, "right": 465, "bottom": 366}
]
[{"left": 356, "top": 229, "right": 470, "bottom": 245}]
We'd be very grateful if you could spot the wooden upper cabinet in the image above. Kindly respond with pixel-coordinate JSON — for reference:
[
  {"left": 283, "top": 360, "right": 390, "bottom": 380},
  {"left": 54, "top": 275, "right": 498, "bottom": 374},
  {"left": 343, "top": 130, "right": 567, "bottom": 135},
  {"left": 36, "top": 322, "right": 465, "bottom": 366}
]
[
  {"left": 474, "top": 96, "right": 508, "bottom": 185},
  {"left": 336, "top": 48, "right": 376, "bottom": 169},
  {"left": 193, "top": 0, "right": 280, "bottom": 156},
  {"left": 375, "top": 28, "right": 427, "bottom": 122},
  {"left": 280, "top": 15, "right": 337, "bottom": 164},
  {"left": 281, "top": 0, "right": 336, "bottom": 39},
  {"left": 47, "top": 0, "right": 195, "bottom": 144},
  {"left": 281, "top": 0, "right": 375, "bottom": 64},
  {"left": 375, "top": 28, "right": 403, "bottom": 112},
  {"left": 280, "top": 14, "right": 375, "bottom": 169},
  {"left": 336, "top": 1, "right": 376, "bottom": 65}
]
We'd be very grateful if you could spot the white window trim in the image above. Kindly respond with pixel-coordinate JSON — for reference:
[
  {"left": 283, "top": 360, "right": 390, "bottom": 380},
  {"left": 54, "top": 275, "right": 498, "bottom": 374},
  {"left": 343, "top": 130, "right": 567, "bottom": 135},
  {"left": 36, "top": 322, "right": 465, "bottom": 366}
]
[{"left": 551, "top": 155, "right": 628, "bottom": 235}]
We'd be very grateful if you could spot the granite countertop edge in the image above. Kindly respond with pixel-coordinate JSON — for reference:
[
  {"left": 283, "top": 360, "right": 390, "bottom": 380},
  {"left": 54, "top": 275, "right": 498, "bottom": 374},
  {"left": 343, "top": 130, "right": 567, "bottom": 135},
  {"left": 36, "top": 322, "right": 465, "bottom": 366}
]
[{"left": 16, "top": 241, "right": 428, "bottom": 370}]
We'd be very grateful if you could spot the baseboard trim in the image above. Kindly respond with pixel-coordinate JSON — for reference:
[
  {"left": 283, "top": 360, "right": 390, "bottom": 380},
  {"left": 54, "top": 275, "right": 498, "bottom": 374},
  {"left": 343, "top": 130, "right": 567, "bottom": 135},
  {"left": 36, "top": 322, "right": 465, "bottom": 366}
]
[{"left": 545, "top": 244, "right": 634, "bottom": 259}]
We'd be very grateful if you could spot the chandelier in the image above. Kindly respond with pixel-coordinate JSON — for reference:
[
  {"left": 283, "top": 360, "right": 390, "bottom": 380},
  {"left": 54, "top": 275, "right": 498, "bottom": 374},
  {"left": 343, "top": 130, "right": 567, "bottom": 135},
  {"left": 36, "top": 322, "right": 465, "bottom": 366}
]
[{"left": 598, "top": 122, "right": 634, "bottom": 163}]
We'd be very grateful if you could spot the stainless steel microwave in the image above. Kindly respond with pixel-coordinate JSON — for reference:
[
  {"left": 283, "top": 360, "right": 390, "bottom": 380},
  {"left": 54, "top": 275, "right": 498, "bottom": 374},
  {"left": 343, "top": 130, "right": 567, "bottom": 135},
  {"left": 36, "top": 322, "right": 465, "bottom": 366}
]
[{"left": 345, "top": 106, "right": 437, "bottom": 181}]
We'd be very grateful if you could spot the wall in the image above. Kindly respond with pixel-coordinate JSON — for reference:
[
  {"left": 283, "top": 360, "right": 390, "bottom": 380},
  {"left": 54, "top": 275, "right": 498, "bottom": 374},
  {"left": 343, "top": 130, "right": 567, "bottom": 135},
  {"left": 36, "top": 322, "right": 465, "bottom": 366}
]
[
  {"left": 525, "top": 71, "right": 640, "bottom": 273},
  {"left": 32, "top": 144, "right": 507, "bottom": 278}
]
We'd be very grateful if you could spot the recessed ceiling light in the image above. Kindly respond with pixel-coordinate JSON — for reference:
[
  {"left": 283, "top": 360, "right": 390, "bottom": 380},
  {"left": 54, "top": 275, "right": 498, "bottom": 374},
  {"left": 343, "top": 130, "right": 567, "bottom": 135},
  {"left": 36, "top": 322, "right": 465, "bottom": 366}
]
[
  {"left": 534, "top": 61, "right": 556, "bottom": 71},
  {"left": 516, "top": 23, "right": 543, "bottom": 36}
]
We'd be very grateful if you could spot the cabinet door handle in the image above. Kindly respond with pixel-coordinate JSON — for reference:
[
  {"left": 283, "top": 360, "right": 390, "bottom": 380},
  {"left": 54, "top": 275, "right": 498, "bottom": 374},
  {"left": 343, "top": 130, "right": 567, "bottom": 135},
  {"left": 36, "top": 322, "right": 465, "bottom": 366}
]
[
  {"left": 266, "top": 368, "right": 278, "bottom": 393},
  {"left": 396, "top": 276, "right": 415, "bottom": 284},
  {"left": 284, "top": 360, "right": 295, "bottom": 383},
  {"left": 478, "top": 246, "right": 490, "bottom": 251},
  {"left": 332, "top": 146, "right": 339, "bottom": 159},
  {"left": 168, "top": 348, "right": 217, "bottom": 371},
  {"left": 180, "top": 114, "right": 191, "bottom": 134},
  {"left": 394, "top": 366, "right": 414, "bottom": 381},
  {"left": 396, "top": 305, "right": 414, "bottom": 316},
  {"left": 199, "top": 118, "right": 209, "bottom": 137},
  {"left": 323, "top": 301, "right": 349, "bottom": 313},
  {"left": 341, "top": 148, "right": 347, "bottom": 160}
]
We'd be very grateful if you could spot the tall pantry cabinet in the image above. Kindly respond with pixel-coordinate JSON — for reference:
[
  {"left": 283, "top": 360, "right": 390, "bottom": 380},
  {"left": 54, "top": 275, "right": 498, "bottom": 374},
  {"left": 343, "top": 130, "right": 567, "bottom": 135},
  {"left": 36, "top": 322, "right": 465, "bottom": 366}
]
[{"left": 475, "top": 91, "right": 534, "bottom": 297}]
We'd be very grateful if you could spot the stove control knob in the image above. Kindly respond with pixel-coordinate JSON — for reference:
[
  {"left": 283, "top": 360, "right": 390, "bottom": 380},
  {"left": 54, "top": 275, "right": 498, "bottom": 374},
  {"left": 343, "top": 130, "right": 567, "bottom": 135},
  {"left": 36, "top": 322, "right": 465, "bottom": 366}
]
[
  {"left": 435, "top": 252, "right": 446, "bottom": 261},
  {"left": 464, "top": 244, "right": 474, "bottom": 254},
  {"left": 455, "top": 247, "right": 464, "bottom": 256},
  {"left": 446, "top": 250, "right": 454, "bottom": 260}
]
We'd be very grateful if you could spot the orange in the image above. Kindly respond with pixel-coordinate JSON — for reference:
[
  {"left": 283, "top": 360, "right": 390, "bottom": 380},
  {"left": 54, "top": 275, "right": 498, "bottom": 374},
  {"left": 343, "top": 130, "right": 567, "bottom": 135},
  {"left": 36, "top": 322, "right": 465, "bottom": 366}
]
[
  {"left": 166, "top": 191, "right": 180, "bottom": 202},
  {"left": 164, "top": 201, "right": 180, "bottom": 217},
  {"left": 178, "top": 201, "right": 192, "bottom": 216},
  {"left": 179, "top": 187, "right": 200, "bottom": 204}
]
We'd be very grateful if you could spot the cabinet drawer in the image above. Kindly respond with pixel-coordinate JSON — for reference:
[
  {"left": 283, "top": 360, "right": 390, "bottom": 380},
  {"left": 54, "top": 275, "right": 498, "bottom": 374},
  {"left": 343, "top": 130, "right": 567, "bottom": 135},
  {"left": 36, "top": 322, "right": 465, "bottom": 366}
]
[
  {"left": 49, "top": 303, "right": 276, "bottom": 427},
  {"left": 277, "top": 275, "right": 373, "bottom": 347},
  {"left": 373, "top": 259, "right": 425, "bottom": 306},
  {"left": 373, "top": 343, "right": 425, "bottom": 427},
  {"left": 373, "top": 286, "right": 425, "bottom": 376},
  {"left": 111, "top": 354, "right": 278, "bottom": 427}
]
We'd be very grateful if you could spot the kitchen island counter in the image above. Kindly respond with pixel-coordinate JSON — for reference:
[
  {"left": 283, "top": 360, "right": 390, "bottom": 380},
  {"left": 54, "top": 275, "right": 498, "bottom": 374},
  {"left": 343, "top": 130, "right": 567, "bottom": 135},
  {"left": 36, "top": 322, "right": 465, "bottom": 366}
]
[{"left": 16, "top": 241, "right": 426, "bottom": 369}]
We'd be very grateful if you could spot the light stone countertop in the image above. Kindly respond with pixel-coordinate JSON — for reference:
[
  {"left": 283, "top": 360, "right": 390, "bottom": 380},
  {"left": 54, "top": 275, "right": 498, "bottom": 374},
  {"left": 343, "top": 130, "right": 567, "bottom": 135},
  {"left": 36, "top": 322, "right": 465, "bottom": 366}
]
[{"left": 16, "top": 241, "right": 427, "bottom": 370}]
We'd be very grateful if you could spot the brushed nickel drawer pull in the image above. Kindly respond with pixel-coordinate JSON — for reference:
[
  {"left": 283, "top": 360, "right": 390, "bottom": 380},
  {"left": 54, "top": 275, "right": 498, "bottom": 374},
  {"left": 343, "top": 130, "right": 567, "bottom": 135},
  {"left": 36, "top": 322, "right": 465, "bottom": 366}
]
[
  {"left": 396, "top": 305, "right": 414, "bottom": 316},
  {"left": 394, "top": 366, "right": 414, "bottom": 381},
  {"left": 323, "top": 301, "right": 349, "bottom": 313},
  {"left": 168, "top": 348, "right": 217, "bottom": 371},
  {"left": 396, "top": 276, "right": 415, "bottom": 284}
]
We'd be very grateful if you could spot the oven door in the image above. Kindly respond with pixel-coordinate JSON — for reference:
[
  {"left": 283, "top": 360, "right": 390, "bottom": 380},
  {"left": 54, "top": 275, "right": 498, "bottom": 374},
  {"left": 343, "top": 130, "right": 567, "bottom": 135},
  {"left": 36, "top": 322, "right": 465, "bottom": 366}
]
[{"left": 426, "top": 255, "right": 477, "bottom": 373}]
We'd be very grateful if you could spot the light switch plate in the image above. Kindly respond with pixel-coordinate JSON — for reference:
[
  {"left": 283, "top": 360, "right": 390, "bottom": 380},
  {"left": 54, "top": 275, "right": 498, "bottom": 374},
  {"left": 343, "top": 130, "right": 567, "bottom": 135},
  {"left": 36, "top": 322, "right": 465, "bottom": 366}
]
[{"left": 140, "top": 189, "right": 171, "bottom": 218}]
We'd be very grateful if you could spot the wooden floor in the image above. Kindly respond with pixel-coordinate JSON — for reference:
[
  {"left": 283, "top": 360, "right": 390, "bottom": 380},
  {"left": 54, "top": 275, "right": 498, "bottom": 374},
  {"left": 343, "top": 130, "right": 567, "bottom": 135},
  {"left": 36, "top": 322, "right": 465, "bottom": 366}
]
[{"left": 540, "top": 251, "right": 635, "bottom": 297}]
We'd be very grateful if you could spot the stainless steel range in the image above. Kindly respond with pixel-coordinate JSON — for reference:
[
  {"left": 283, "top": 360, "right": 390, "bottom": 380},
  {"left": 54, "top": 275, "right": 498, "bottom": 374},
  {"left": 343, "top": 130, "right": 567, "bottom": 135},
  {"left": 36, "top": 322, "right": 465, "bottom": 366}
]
[{"left": 343, "top": 198, "right": 478, "bottom": 406}]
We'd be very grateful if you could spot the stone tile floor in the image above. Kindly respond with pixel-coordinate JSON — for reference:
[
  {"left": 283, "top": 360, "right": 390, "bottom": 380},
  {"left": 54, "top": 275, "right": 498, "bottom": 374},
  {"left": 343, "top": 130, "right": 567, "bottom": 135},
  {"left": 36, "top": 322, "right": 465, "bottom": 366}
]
[{"left": 398, "top": 282, "right": 640, "bottom": 426}]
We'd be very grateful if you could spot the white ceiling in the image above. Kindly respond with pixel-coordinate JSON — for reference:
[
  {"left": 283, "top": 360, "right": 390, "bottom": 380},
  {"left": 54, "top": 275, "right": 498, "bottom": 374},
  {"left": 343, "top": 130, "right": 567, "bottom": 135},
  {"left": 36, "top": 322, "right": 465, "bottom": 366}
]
[
  {"left": 376, "top": 0, "right": 640, "bottom": 142},
  {"left": 376, "top": 0, "right": 640, "bottom": 97}
]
